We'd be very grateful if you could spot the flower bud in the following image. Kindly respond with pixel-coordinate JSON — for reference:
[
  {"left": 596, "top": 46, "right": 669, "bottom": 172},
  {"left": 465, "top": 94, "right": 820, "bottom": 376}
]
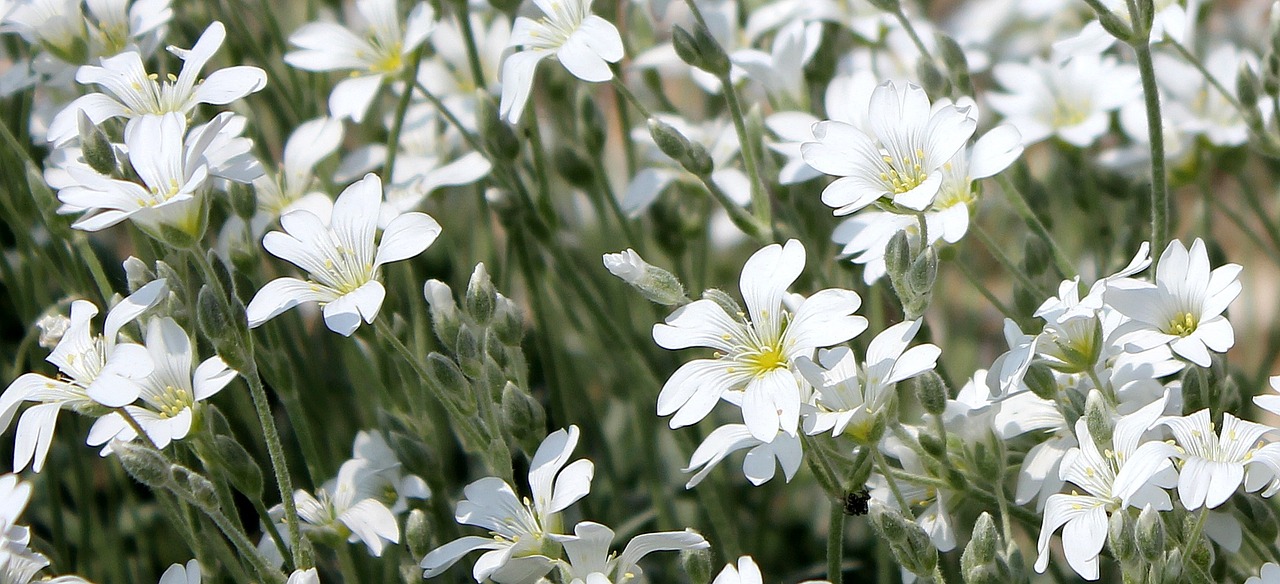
[
  {"left": 465, "top": 263, "right": 497, "bottom": 325},
  {"left": 424, "top": 280, "right": 462, "bottom": 352},
  {"left": 116, "top": 440, "right": 174, "bottom": 490},
  {"left": 1181, "top": 365, "right": 1208, "bottom": 415},
  {"left": 682, "top": 141, "right": 714, "bottom": 177},
  {"left": 215, "top": 435, "right": 263, "bottom": 500},
  {"left": 455, "top": 324, "right": 485, "bottom": 379},
  {"left": 554, "top": 145, "right": 595, "bottom": 188},
  {"left": 199, "top": 286, "right": 250, "bottom": 372},
  {"left": 681, "top": 547, "right": 714, "bottom": 584},
  {"left": 1023, "top": 362, "right": 1058, "bottom": 401},
  {"left": 491, "top": 295, "right": 523, "bottom": 346},
  {"left": 579, "top": 97, "right": 607, "bottom": 152},
  {"left": 427, "top": 353, "right": 476, "bottom": 415},
  {"left": 406, "top": 509, "right": 432, "bottom": 559},
  {"left": 603, "top": 249, "right": 688, "bottom": 305},
  {"left": 870, "top": 504, "right": 909, "bottom": 543},
  {"left": 901, "top": 521, "right": 939, "bottom": 576},
  {"left": 885, "top": 231, "right": 912, "bottom": 283},
  {"left": 477, "top": 90, "right": 520, "bottom": 160},
  {"left": 1136, "top": 505, "right": 1165, "bottom": 563},
  {"left": 702, "top": 289, "right": 745, "bottom": 319},
  {"left": 672, "top": 26, "right": 701, "bottom": 69},
  {"left": 1107, "top": 509, "right": 1135, "bottom": 563},
  {"left": 1022, "top": 235, "right": 1051, "bottom": 276},
  {"left": 1095, "top": 9, "right": 1135, "bottom": 42},
  {"left": 502, "top": 383, "right": 546, "bottom": 454},
  {"left": 691, "top": 24, "right": 730, "bottom": 77},
  {"left": 1084, "top": 389, "right": 1113, "bottom": 446},
  {"left": 171, "top": 465, "right": 220, "bottom": 511},
  {"left": 78, "top": 111, "right": 117, "bottom": 175},
  {"left": 961, "top": 512, "right": 998, "bottom": 573},
  {"left": 912, "top": 370, "right": 948, "bottom": 416},
  {"left": 1238, "top": 64, "right": 1266, "bottom": 127},
  {"left": 865, "top": 0, "right": 899, "bottom": 11},
  {"left": 908, "top": 247, "right": 938, "bottom": 295},
  {"left": 36, "top": 312, "right": 71, "bottom": 349},
  {"left": 916, "top": 59, "right": 950, "bottom": 100},
  {"left": 936, "top": 33, "right": 972, "bottom": 96},
  {"left": 918, "top": 431, "right": 947, "bottom": 459},
  {"left": 649, "top": 118, "right": 692, "bottom": 163}
]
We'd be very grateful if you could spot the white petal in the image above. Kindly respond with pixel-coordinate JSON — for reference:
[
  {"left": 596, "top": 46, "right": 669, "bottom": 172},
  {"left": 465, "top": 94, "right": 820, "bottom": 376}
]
[
  {"left": 329, "top": 74, "right": 385, "bottom": 123},
  {"left": 246, "top": 278, "right": 335, "bottom": 328},
  {"left": 374, "top": 212, "right": 440, "bottom": 267}
]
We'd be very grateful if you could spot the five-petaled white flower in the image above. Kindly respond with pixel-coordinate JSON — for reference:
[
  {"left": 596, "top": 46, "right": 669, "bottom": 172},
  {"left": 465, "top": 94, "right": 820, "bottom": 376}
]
[
  {"left": 47, "top": 21, "right": 266, "bottom": 145},
  {"left": 500, "top": 0, "right": 623, "bottom": 124},
  {"left": 654, "top": 240, "right": 867, "bottom": 442},
  {"left": 681, "top": 423, "right": 803, "bottom": 488},
  {"left": 284, "top": 0, "right": 436, "bottom": 122},
  {"left": 421, "top": 425, "right": 594, "bottom": 583},
  {"left": 246, "top": 173, "right": 442, "bottom": 336},
  {"left": 1106, "top": 238, "right": 1241, "bottom": 367},
  {"left": 801, "top": 80, "right": 976, "bottom": 215},
  {"left": 1160, "top": 409, "right": 1280, "bottom": 509},
  {"left": 86, "top": 316, "right": 237, "bottom": 451},
  {"left": 0, "top": 279, "right": 166, "bottom": 472},
  {"left": 550, "top": 521, "right": 709, "bottom": 584}
]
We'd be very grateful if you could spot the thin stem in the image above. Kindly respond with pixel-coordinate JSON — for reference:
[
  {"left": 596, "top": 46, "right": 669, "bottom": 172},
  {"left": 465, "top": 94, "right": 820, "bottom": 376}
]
[
  {"left": 610, "top": 75, "right": 652, "bottom": 119},
  {"left": 455, "top": 3, "right": 488, "bottom": 89},
  {"left": 1126, "top": 14, "right": 1170, "bottom": 266},
  {"left": 872, "top": 449, "right": 914, "bottom": 520},
  {"left": 995, "top": 174, "right": 1076, "bottom": 278},
  {"left": 1180, "top": 507, "right": 1209, "bottom": 576},
  {"left": 384, "top": 46, "right": 426, "bottom": 185},
  {"left": 954, "top": 259, "right": 1016, "bottom": 319},
  {"left": 828, "top": 501, "right": 845, "bottom": 584},
  {"left": 889, "top": 7, "right": 934, "bottom": 63},
  {"left": 718, "top": 72, "right": 772, "bottom": 232},
  {"left": 972, "top": 223, "right": 1047, "bottom": 296}
]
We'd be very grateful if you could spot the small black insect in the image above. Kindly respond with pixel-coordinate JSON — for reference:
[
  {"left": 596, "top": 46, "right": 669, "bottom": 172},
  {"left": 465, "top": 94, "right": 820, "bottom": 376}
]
[{"left": 843, "top": 489, "right": 871, "bottom": 516}]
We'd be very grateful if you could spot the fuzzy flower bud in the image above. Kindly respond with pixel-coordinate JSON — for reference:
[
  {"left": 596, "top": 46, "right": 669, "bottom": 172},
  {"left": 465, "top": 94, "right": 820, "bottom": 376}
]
[
  {"left": 215, "top": 435, "right": 263, "bottom": 500},
  {"left": 1136, "top": 505, "right": 1165, "bottom": 563},
  {"left": 78, "top": 110, "right": 117, "bottom": 175},
  {"left": 603, "top": 249, "right": 688, "bottom": 305},
  {"left": 913, "top": 370, "right": 948, "bottom": 416},
  {"left": 501, "top": 382, "right": 546, "bottom": 454},
  {"left": 1108, "top": 509, "right": 1136, "bottom": 563},
  {"left": 116, "top": 440, "right": 173, "bottom": 489},
  {"left": 682, "top": 547, "right": 714, "bottom": 584},
  {"left": 1084, "top": 390, "right": 1113, "bottom": 446},
  {"left": 1024, "top": 363, "right": 1058, "bottom": 400},
  {"left": 961, "top": 512, "right": 999, "bottom": 574},
  {"left": 425, "top": 280, "right": 462, "bottom": 352},
  {"left": 406, "top": 509, "right": 432, "bottom": 559},
  {"left": 465, "top": 264, "right": 497, "bottom": 325}
]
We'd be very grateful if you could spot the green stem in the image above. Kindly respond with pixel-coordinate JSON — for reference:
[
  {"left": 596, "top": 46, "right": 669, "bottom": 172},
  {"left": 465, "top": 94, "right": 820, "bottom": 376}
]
[
  {"left": 828, "top": 500, "right": 845, "bottom": 584},
  {"left": 889, "top": 6, "right": 934, "bottom": 63},
  {"left": 455, "top": 2, "right": 488, "bottom": 89},
  {"left": 718, "top": 72, "right": 772, "bottom": 232},
  {"left": 972, "top": 223, "right": 1047, "bottom": 296},
  {"left": 1127, "top": 19, "right": 1170, "bottom": 265},
  {"left": 384, "top": 46, "right": 426, "bottom": 185},
  {"left": 872, "top": 449, "right": 914, "bottom": 520},
  {"left": 954, "top": 259, "right": 1016, "bottom": 319},
  {"left": 610, "top": 75, "right": 652, "bottom": 119},
  {"left": 995, "top": 174, "right": 1076, "bottom": 278}
]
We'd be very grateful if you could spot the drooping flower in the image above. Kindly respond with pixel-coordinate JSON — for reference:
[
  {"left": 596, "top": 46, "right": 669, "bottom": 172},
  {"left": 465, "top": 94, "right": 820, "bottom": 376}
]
[
  {"left": 421, "top": 426, "right": 593, "bottom": 583},
  {"left": 46, "top": 21, "right": 266, "bottom": 145},
  {"left": 289, "top": 458, "right": 402, "bottom": 557},
  {"left": 284, "top": 0, "right": 436, "bottom": 122},
  {"left": 681, "top": 423, "right": 802, "bottom": 488},
  {"left": 85, "top": 316, "right": 237, "bottom": 451},
  {"left": 801, "top": 80, "right": 977, "bottom": 214},
  {"left": 499, "top": 0, "right": 624, "bottom": 124},
  {"left": 245, "top": 173, "right": 442, "bottom": 336},
  {"left": 653, "top": 239, "right": 867, "bottom": 441},
  {"left": 1106, "top": 239, "right": 1241, "bottom": 367},
  {"left": 0, "top": 279, "right": 166, "bottom": 472}
]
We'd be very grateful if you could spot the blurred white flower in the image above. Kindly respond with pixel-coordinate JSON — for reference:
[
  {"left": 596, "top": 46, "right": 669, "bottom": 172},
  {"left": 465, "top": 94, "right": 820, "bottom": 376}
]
[
  {"left": 246, "top": 173, "right": 442, "bottom": 336},
  {"left": 421, "top": 425, "right": 594, "bottom": 583},
  {"left": 653, "top": 239, "right": 867, "bottom": 441},
  {"left": 500, "top": 0, "right": 623, "bottom": 124},
  {"left": 157, "top": 560, "right": 200, "bottom": 584},
  {"left": 285, "top": 0, "right": 436, "bottom": 122},
  {"left": 988, "top": 53, "right": 1139, "bottom": 148}
]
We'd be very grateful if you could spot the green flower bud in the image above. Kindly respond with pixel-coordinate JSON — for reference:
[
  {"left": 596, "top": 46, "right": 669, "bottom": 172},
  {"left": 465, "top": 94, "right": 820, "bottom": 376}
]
[
  {"left": 1238, "top": 64, "right": 1265, "bottom": 127},
  {"left": 215, "top": 435, "right": 263, "bottom": 500},
  {"left": 424, "top": 280, "right": 462, "bottom": 352},
  {"left": 465, "top": 263, "right": 498, "bottom": 325},
  {"left": 1264, "top": 51, "right": 1280, "bottom": 97},
  {"left": 1024, "top": 362, "right": 1058, "bottom": 401},
  {"left": 916, "top": 59, "right": 950, "bottom": 100},
  {"left": 427, "top": 353, "right": 476, "bottom": 416},
  {"left": 961, "top": 512, "right": 999, "bottom": 573},
  {"left": 491, "top": 295, "right": 524, "bottom": 346},
  {"left": 936, "top": 33, "right": 972, "bottom": 96},
  {"left": 1084, "top": 389, "right": 1114, "bottom": 446},
  {"left": 406, "top": 509, "right": 432, "bottom": 559},
  {"left": 885, "top": 231, "right": 912, "bottom": 284},
  {"left": 116, "top": 441, "right": 174, "bottom": 490},
  {"left": 682, "top": 140, "right": 714, "bottom": 177},
  {"left": 477, "top": 90, "right": 520, "bottom": 160},
  {"left": 1107, "top": 509, "right": 1135, "bottom": 563},
  {"left": 603, "top": 249, "right": 688, "bottom": 306},
  {"left": 1022, "top": 235, "right": 1051, "bottom": 277},
  {"left": 909, "top": 247, "right": 938, "bottom": 295},
  {"left": 702, "top": 289, "right": 745, "bottom": 319},
  {"left": 1136, "top": 505, "right": 1165, "bottom": 563},
  {"left": 865, "top": 0, "right": 900, "bottom": 11},
  {"left": 1181, "top": 365, "right": 1208, "bottom": 415},
  {"left": 170, "top": 465, "right": 220, "bottom": 511},
  {"left": 672, "top": 26, "right": 701, "bottom": 68},
  {"left": 649, "top": 118, "right": 692, "bottom": 163},
  {"left": 579, "top": 97, "right": 607, "bottom": 152},
  {"left": 918, "top": 431, "right": 947, "bottom": 459},
  {"left": 1095, "top": 9, "right": 1135, "bottom": 42},
  {"left": 912, "top": 370, "right": 948, "bottom": 416},
  {"left": 229, "top": 181, "right": 258, "bottom": 220},
  {"left": 691, "top": 24, "right": 730, "bottom": 77},
  {"left": 502, "top": 382, "right": 546, "bottom": 455},
  {"left": 198, "top": 286, "right": 250, "bottom": 372},
  {"left": 681, "top": 547, "right": 714, "bottom": 584},
  {"left": 78, "top": 110, "right": 117, "bottom": 175},
  {"left": 455, "top": 324, "right": 485, "bottom": 379},
  {"left": 554, "top": 146, "right": 595, "bottom": 189},
  {"left": 870, "top": 504, "right": 909, "bottom": 543},
  {"left": 901, "top": 521, "right": 940, "bottom": 576}
]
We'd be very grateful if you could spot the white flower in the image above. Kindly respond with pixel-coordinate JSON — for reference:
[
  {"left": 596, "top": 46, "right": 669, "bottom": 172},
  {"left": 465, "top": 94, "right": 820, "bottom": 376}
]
[
  {"left": 35, "top": 312, "right": 71, "bottom": 349},
  {"left": 550, "top": 521, "right": 709, "bottom": 584},
  {"left": 801, "top": 80, "right": 977, "bottom": 214},
  {"left": 797, "top": 320, "right": 940, "bottom": 439},
  {"left": 1256, "top": 376, "right": 1280, "bottom": 418},
  {"left": 422, "top": 426, "right": 593, "bottom": 583},
  {"left": 85, "top": 316, "right": 237, "bottom": 451},
  {"left": 602, "top": 249, "right": 649, "bottom": 284},
  {"left": 710, "top": 556, "right": 828, "bottom": 584},
  {"left": 500, "top": 0, "right": 623, "bottom": 124},
  {"left": 1106, "top": 239, "right": 1241, "bottom": 367},
  {"left": 254, "top": 117, "right": 345, "bottom": 219},
  {"left": 730, "top": 20, "right": 822, "bottom": 107},
  {"left": 284, "top": 0, "right": 436, "bottom": 122},
  {"left": 987, "top": 53, "right": 1139, "bottom": 148},
  {"left": 1246, "top": 562, "right": 1280, "bottom": 584},
  {"left": 287, "top": 569, "right": 319, "bottom": 584},
  {"left": 294, "top": 458, "right": 401, "bottom": 556},
  {"left": 350, "top": 430, "right": 429, "bottom": 513},
  {"left": 0, "top": 279, "right": 165, "bottom": 472},
  {"left": 47, "top": 21, "right": 266, "bottom": 145},
  {"left": 681, "top": 423, "right": 802, "bottom": 488},
  {"left": 53, "top": 112, "right": 259, "bottom": 238},
  {"left": 1160, "top": 409, "right": 1278, "bottom": 509},
  {"left": 246, "top": 173, "right": 442, "bottom": 336},
  {"left": 1035, "top": 395, "right": 1177, "bottom": 580},
  {"left": 653, "top": 239, "right": 867, "bottom": 441},
  {"left": 157, "top": 560, "right": 199, "bottom": 584}
]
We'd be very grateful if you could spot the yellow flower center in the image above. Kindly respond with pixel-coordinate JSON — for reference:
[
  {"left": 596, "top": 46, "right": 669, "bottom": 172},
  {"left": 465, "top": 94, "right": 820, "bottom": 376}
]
[
  {"left": 741, "top": 345, "right": 787, "bottom": 377},
  {"left": 1166, "top": 312, "right": 1198, "bottom": 337}
]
